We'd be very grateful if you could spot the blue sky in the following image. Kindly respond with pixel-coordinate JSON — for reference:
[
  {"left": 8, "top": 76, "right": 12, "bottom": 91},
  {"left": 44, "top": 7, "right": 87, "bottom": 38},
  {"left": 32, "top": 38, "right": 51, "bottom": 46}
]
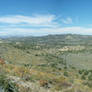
[{"left": 0, "top": 0, "right": 92, "bottom": 36}]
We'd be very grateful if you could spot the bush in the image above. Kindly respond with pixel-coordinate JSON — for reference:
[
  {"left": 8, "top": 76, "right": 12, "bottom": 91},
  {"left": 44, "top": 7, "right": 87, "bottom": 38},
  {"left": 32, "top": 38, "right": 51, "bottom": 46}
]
[
  {"left": 64, "top": 71, "right": 68, "bottom": 77},
  {"left": 88, "top": 74, "right": 92, "bottom": 81},
  {"left": 0, "top": 74, "right": 18, "bottom": 92},
  {"left": 81, "top": 75, "right": 86, "bottom": 80},
  {"left": 79, "top": 70, "right": 83, "bottom": 74},
  {"left": 39, "top": 80, "right": 49, "bottom": 88},
  {"left": 84, "top": 70, "right": 89, "bottom": 75}
]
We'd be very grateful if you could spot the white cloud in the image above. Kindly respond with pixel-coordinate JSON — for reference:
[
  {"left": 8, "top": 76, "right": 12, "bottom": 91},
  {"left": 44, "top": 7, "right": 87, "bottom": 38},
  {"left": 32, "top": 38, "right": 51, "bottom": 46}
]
[
  {"left": 0, "top": 14, "right": 57, "bottom": 27},
  {"left": 61, "top": 17, "right": 73, "bottom": 24}
]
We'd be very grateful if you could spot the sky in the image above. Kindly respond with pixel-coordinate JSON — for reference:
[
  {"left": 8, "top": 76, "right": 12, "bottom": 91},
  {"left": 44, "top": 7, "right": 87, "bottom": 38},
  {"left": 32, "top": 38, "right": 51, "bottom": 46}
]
[{"left": 1, "top": 0, "right": 92, "bottom": 36}]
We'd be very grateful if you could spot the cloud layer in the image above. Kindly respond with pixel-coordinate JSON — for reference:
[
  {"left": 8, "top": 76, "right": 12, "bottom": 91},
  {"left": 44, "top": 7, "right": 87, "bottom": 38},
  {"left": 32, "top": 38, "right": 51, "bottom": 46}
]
[
  {"left": 1, "top": 26, "right": 92, "bottom": 36},
  {"left": 0, "top": 14, "right": 92, "bottom": 36}
]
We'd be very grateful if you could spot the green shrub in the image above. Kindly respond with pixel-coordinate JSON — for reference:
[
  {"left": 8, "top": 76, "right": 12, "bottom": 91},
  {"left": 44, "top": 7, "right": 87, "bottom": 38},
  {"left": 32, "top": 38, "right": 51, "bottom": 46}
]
[
  {"left": 64, "top": 71, "right": 68, "bottom": 77},
  {"left": 88, "top": 74, "right": 92, "bottom": 81},
  {"left": 81, "top": 75, "right": 86, "bottom": 80},
  {"left": 79, "top": 70, "right": 83, "bottom": 74},
  {"left": 84, "top": 70, "right": 89, "bottom": 75},
  {"left": 0, "top": 74, "right": 18, "bottom": 92}
]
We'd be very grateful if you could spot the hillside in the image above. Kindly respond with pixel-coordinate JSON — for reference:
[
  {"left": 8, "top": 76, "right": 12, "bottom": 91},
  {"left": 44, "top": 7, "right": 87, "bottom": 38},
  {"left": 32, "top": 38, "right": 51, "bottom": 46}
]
[{"left": 1, "top": 34, "right": 92, "bottom": 92}]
